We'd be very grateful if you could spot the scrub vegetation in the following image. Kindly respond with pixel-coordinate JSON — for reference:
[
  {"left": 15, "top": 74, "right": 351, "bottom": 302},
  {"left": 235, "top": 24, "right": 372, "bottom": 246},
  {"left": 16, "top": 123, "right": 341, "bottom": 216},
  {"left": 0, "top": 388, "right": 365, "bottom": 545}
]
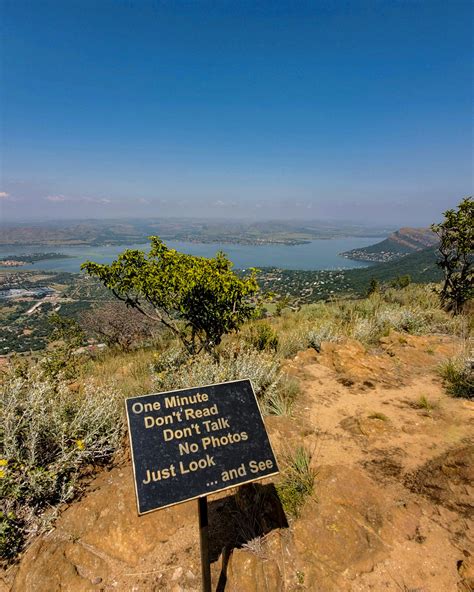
[
  {"left": 276, "top": 446, "right": 315, "bottom": 517},
  {"left": 0, "top": 363, "right": 123, "bottom": 559},
  {"left": 439, "top": 355, "right": 474, "bottom": 400},
  {"left": 272, "top": 283, "right": 465, "bottom": 358},
  {"left": 0, "top": 256, "right": 472, "bottom": 562}
]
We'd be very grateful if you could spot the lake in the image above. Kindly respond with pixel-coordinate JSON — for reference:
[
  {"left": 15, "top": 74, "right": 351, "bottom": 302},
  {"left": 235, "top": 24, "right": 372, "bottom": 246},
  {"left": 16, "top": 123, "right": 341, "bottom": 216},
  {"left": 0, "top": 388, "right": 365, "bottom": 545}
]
[{"left": 0, "top": 237, "right": 378, "bottom": 272}]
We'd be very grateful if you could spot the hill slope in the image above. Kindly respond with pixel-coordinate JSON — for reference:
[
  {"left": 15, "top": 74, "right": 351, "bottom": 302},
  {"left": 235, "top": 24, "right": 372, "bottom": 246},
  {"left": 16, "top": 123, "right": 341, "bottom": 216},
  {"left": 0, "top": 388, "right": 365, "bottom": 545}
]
[
  {"left": 342, "top": 227, "right": 438, "bottom": 262},
  {"left": 257, "top": 246, "right": 443, "bottom": 304},
  {"left": 344, "top": 245, "right": 442, "bottom": 290}
]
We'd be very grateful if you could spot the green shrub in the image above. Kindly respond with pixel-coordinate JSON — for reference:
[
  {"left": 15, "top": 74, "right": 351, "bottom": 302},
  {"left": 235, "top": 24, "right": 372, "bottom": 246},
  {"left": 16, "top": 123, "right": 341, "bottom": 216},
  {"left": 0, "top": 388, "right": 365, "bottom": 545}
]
[
  {"left": 390, "top": 275, "right": 411, "bottom": 289},
  {"left": 276, "top": 446, "right": 315, "bottom": 517},
  {"left": 431, "top": 196, "right": 474, "bottom": 314},
  {"left": 243, "top": 322, "right": 279, "bottom": 352},
  {"left": 82, "top": 237, "right": 260, "bottom": 354},
  {"left": 439, "top": 357, "right": 474, "bottom": 399},
  {"left": 367, "top": 278, "right": 380, "bottom": 296},
  {"left": 0, "top": 363, "right": 125, "bottom": 560}
]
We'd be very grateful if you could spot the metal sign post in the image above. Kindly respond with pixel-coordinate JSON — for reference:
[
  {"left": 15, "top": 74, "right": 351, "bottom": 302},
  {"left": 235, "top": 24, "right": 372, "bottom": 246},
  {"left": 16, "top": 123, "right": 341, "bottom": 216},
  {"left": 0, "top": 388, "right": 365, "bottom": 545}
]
[{"left": 198, "top": 496, "right": 211, "bottom": 592}]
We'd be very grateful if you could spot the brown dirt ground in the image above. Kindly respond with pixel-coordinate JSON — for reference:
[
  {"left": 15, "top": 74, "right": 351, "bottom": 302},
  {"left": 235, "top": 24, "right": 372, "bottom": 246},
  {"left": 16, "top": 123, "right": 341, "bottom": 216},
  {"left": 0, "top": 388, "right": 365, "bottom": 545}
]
[{"left": 2, "top": 331, "right": 473, "bottom": 591}]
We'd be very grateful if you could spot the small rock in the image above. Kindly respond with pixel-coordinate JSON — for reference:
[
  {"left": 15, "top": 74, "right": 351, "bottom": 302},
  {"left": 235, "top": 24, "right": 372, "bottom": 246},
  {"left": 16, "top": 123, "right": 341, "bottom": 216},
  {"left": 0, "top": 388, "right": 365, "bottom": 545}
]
[
  {"left": 458, "top": 556, "right": 474, "bottom": 592},
  {"left": 185, "top": 570, "right": 196, "bottom": 581},
  {"left": 172, "top": 566, "right": 183, "bottom": 581}
]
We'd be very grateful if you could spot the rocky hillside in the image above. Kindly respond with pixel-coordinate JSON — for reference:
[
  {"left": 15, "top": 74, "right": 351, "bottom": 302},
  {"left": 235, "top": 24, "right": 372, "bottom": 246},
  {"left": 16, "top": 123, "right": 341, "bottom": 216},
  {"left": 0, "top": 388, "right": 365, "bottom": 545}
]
[
  {"left": 1, "top": 296, "right": 473, "bottom": 591},
  {"left": 342, "top": 227, "right": 438, "bottom": 262}
]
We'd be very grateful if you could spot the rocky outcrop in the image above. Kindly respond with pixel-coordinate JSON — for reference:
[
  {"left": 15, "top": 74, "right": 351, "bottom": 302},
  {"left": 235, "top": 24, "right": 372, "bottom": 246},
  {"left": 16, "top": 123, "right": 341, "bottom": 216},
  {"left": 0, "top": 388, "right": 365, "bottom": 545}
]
[
  {"left": 9, "top": 467, "right": 198, "bottom": 592},
  {"left": 225, "top": 550, "right": 283, "bottom": 591},
  {"left": 404, "top": 445, "right": 474, "bottom": 516}
]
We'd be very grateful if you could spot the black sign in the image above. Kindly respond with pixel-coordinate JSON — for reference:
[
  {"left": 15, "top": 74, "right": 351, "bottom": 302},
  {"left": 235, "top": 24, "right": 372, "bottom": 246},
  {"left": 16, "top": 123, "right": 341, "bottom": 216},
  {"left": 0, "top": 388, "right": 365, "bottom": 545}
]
[{"left": 125, "top": 379, "right": 279, "bottom": 515}]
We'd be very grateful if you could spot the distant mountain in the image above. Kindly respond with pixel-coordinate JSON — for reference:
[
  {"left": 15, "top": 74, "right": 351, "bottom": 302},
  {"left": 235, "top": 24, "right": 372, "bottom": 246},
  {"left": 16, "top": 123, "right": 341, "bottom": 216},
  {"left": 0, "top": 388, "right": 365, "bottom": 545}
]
[
  {"left": 341, "top": 227, "right": 438, "bottom": 263},
  {"left": 0, "top": 218, "right": 393, "bottom": 247}
]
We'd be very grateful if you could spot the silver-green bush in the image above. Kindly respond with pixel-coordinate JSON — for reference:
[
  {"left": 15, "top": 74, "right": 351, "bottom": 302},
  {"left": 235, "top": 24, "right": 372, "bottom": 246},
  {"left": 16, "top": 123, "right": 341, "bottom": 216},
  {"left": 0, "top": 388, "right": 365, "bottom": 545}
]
[
  {"left": 153, "top": 343, "right": 295, "bottom": 416},
  {"left": 0, "top": 364, "right": 124, "bottom": 560}
]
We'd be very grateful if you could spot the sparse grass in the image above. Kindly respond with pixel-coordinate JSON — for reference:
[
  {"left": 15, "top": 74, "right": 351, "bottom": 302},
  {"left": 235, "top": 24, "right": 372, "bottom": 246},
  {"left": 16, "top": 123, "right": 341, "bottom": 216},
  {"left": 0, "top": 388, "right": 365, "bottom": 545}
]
[
  {"left": 439, "top": 356, "right": 474, "bottom": 400},
  {"left": 296, "top": 570, "right": 305, "bottom": 585},
  {"left": 241, "top": 536, "right": 266, "bottom": 558},
  {"left": 368, "top": 412, "right": 389, "bottom": 421},
  {"left": 264, "top": 375, "right": 300, "bottom": 416},
  {"left": 269, "top": 284, "right": 466, "bottom": 355},
  {"left": 276, "top": 446, "right": 315, "bottom": 518},
  {"left": 274, "top": 320, "right": 338, "bottom": 358},
  {"left": 413, "top": 395, "right": 438, "bottom": 412},
  {"left": 85, "top": 346, "right": 157, "bottom": 396},
  {"left": 273, "top": 322, "right": 312, "bottom": 358}
]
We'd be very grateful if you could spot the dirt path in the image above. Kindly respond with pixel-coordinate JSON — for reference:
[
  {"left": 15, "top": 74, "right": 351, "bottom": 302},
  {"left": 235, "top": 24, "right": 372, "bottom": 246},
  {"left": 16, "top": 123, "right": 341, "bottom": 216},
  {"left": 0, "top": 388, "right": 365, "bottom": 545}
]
[{"left": 275, "top": 333, "right": 473, "bottom": 591}]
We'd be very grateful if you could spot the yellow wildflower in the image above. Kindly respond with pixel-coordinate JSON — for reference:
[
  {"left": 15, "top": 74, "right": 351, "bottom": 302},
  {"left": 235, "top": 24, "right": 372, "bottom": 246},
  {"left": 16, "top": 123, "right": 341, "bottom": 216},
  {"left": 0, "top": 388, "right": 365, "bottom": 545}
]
[
  {"left": 0, "top": 470, "right": 5, "bottom": 479},
  {"left": 75, "top": 440, "right": 85, "bottom": 450},
  {"left": 0, "top": 459, "right": 7, "bottom": 466}
]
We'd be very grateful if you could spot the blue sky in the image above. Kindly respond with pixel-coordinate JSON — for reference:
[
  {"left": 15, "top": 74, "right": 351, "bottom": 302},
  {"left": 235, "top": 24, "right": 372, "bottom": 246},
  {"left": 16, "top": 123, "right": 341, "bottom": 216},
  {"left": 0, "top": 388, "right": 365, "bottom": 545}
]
[{"left": 1, "top": 1, "right": 472, "bottom": 225}]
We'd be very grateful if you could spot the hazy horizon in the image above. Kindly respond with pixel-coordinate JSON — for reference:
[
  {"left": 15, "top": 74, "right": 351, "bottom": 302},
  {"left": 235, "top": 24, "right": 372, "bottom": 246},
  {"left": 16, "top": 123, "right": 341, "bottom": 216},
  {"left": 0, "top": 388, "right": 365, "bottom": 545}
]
[
  {"left": 0, "top": 214, "right": 396, "bottom": 230},
  {"left": 1, "top": 1, "right": 472, "bottom": 227},
  {"left": 0, "top": 197, "right": 467, "bottom": 228}
]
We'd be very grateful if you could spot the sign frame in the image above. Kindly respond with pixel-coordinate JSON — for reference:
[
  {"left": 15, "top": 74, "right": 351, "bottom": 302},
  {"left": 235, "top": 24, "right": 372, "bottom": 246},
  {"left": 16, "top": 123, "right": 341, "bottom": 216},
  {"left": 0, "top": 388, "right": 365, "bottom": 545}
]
[{"left": 125, "top": 378, "right": 280, "bottom": 516}]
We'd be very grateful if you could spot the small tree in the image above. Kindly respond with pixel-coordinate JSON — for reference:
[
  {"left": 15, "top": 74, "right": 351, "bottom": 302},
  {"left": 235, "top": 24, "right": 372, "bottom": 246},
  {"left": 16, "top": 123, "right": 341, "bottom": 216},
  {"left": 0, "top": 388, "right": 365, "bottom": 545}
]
[
  {"left": 367, "top": 277, "right": 380, "bottom": 296},
  {"left": 390, "top": 275, "right": 411, "bottom": 289},
  {"left": 41, "top": 313, "right": 85, "bottom": 380},
  {"left": 81, "top": 237, "right": 260, "bottom": 354},
  {"left": 81, "top": 302, "right": 158, "bottom": 350},
  {"left": 431, "top": 197, "right": 473, "bottom": 314},
  {"left": 276, "top": 296, "right": 291, "bottom": 316}
]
